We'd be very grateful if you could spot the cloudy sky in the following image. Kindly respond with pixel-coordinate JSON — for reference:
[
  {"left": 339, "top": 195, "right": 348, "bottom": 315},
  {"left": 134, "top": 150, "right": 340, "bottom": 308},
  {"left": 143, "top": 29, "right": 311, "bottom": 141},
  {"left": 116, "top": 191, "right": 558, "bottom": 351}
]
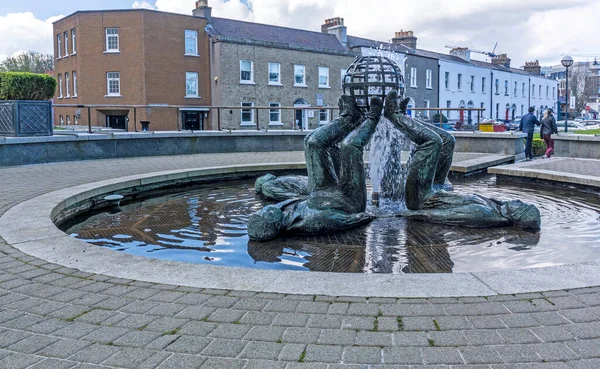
[{"left": 1, "top": 0, "right": 598, "bottom": 67}]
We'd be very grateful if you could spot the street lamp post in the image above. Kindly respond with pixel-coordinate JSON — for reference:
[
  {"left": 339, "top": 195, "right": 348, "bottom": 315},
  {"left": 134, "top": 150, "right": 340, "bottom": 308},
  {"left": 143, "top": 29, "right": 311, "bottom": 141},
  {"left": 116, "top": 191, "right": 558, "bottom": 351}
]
[{"left": 561, "top": 55, "right": 574, "bottom": 132}]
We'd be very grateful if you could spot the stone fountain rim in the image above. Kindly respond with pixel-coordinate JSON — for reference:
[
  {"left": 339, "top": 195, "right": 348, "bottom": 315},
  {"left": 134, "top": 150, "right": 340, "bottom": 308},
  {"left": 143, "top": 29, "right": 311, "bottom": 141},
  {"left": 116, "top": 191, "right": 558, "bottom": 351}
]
[{"left": 1, "top": 163, "right": 599, "bottom": 298}]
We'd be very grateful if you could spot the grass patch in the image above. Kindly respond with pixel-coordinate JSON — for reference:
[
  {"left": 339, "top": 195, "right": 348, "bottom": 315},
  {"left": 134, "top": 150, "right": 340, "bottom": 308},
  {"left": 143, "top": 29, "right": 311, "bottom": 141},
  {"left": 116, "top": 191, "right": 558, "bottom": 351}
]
[
  {"left": 137, "top": 324, "right": 148, "bottom": 331},
  {"left": 575, "top": 129, "right": 600, "bottom": 135},
  {"left": 433, "top": 319, "right": 441, "bottom": 331},
  {"left": 428, "top": 339, "right": 436, "bottom": 347},
  {"left": 371, "top": 318, "right": 379, "bottom": 332},
  {"left": 396, "top": 317, "right": 404, "bottom": 330},
  {"left": 298, "top": 349, "right": 306, "bottom": 363},
  {"left": 64, "top": 309, "right": 93, "bottom": 322},
  {"left": 163, "top": 327, "right": 181, "bottom": 335}
]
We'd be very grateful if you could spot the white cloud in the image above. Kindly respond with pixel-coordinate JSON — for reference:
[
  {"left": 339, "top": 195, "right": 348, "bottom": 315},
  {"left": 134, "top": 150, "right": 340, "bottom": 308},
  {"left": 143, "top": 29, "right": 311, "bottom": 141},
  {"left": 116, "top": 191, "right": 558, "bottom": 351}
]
[
  {"left": 132, "top": 1, "right": 155, "bottom": 9},
  {"left": 2, "top": 1, "right": 598, "bottom": 67},
  {"left": 0, "top": 12, "right": 63, "bottom": 61},
  {"left": 145, "top": 0, "right": 599, "bottom": 67}
]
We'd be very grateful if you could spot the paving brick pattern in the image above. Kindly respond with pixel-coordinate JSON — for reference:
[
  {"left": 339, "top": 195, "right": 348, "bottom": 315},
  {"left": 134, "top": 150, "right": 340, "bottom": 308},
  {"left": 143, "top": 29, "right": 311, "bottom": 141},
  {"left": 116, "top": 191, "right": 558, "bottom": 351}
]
[{"left": 0, "top": 153, "right": 598, "bottom": 368}]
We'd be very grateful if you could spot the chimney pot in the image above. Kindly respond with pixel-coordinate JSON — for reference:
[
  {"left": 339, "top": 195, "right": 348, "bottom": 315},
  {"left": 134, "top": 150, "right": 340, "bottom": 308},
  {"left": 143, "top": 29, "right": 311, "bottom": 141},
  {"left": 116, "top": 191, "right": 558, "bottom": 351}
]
[{"left": 391, "top": 30, "right": 417, "bottom": 50}]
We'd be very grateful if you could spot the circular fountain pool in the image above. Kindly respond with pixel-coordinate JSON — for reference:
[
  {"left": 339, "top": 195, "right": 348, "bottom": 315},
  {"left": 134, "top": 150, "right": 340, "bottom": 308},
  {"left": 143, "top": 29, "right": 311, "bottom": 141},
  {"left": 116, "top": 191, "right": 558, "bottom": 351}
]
[{"left": 62, "top": 175, "right": 600, "bottom": 274}]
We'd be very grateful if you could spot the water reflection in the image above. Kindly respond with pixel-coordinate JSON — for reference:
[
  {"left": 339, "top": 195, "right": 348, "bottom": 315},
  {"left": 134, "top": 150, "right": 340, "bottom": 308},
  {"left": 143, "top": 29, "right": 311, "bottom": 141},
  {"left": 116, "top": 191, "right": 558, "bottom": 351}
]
[{"left": 63, "top": 176, "right": 600, "bottom": 273}]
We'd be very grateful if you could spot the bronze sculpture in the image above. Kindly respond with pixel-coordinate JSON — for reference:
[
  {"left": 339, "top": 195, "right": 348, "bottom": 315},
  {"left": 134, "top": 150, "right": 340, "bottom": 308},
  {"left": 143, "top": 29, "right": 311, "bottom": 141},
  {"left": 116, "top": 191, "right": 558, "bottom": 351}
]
[{"left": 247, "top": 57, "right": 541, "bottom": 242}]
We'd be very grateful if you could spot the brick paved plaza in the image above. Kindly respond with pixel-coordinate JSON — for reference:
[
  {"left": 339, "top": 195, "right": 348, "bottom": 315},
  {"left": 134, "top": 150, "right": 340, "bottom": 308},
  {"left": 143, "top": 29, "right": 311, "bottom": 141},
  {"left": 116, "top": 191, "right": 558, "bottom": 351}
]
[{"left": 0, "top": 152, "right": 599, "bottom": 368}]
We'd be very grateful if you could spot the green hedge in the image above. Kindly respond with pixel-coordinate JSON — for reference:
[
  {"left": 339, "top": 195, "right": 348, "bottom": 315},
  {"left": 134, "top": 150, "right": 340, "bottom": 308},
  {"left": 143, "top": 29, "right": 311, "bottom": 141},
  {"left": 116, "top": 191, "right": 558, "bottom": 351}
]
[
  {"left": 532, "top": 138, "right": 546, "bottom": 157},
  {"left": 0, "top": 72, "right": 56, "bottom": 100}
]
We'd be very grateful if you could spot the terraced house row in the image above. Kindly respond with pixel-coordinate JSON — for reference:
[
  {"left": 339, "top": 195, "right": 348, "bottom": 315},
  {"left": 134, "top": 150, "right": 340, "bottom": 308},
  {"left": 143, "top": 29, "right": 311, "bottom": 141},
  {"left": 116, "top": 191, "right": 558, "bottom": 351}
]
[{"left": 52, "top": 0, "right": 557, "bottom": 131}]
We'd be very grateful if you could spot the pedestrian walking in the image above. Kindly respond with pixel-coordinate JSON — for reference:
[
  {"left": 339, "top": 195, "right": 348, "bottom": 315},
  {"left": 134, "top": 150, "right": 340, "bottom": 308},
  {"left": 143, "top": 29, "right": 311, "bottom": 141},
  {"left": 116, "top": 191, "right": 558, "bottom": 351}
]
[
  {"left": 519, "top": 107, "right": 541, "bottom": 161},
  {"left": 540, "top": 108, "right": 558, "bottom": 158}
]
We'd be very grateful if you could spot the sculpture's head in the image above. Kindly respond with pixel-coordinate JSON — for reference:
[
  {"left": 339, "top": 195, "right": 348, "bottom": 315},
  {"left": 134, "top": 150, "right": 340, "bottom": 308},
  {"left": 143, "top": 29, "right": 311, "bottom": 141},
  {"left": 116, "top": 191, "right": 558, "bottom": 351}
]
[
  {"left": 247, "top": 205, "right": 284, "bottom": 241},
  {"left": 504, "top": 200, "right": 541, "bottom": 230},
  {"left": 254, "top": 173, "right": 277, "bottom": 194}
]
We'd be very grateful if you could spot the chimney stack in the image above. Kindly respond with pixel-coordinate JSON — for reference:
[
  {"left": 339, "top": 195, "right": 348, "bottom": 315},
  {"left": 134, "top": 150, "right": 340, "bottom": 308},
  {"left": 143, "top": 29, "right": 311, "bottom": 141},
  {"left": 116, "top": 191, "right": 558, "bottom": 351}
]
[
  {"left": 193, "top": 0, "right": 212, "bottom": 22},
  {"left": 449, "top": 47, "right": 471, "bottom": 62},
  {"left": 321, "top": 17, "right": 347, "bottom": 45},
  {"left": 321, "top": 17, "right": 344, "bottom": 33},
  {"left": 523, "top": 60, "right": 542, "bottom": 75},
  {"left": 491, "top": 54, "right": 511, "bottom": 68},
  {"left": 391, "top": 30, "right": 417, "bottom": 50}
]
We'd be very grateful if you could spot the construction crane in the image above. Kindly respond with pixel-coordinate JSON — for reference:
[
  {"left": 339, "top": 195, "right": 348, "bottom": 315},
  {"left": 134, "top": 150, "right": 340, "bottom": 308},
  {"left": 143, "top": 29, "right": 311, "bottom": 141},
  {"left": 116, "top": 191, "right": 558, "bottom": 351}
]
[{"left": 444, "top": 43, "right": 498, "bottom": 58}]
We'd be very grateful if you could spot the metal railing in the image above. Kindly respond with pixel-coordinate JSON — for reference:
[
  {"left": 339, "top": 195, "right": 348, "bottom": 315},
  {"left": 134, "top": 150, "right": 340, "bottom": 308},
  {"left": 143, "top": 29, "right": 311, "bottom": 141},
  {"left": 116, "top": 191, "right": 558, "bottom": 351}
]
[{"left": 53, "top": 104, "right": 487, "bottom": 133}]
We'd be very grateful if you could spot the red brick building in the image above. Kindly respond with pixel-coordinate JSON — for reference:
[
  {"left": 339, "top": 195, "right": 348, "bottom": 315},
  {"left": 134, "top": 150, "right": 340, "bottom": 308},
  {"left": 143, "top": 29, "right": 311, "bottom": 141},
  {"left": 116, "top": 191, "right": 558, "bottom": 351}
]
[{"left": 53, "top": 8, "right": 212, "bottom": 131}]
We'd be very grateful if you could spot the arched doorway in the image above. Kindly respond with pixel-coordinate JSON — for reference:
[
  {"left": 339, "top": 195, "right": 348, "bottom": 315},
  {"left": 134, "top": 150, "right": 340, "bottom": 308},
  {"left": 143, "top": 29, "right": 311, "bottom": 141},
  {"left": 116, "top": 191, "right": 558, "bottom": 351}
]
[
  {"left": 505, "top": 103, "right": 510, "bottom": 121},
  {"left": 293, "top": 98, "right": 309, "bottom": 130},
  {"left": 459, "top": 100, "right": 466, "bottom": 124}
]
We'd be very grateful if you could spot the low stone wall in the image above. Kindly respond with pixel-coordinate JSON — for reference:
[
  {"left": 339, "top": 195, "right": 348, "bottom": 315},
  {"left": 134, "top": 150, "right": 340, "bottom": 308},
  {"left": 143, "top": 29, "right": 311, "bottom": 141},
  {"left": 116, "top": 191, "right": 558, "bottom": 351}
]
[
  {"left": 554, "top": 134, "right": 600, "bottom": 159},
  {"left": 0, "top": 130, "right": 308, "bottom": 167},
  {"left": 0, "top": 129, "right": 529, "bottom": 167},
  {"left": 452, "top": 131, "right": 526, "bottom": 161}
]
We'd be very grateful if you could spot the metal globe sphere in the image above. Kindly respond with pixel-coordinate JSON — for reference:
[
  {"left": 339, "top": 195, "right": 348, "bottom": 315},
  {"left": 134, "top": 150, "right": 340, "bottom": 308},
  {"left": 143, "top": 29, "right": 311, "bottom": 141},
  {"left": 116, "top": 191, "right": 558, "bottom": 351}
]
[{"left": 342, "top": 56, "right": 405, "bottom": 111}]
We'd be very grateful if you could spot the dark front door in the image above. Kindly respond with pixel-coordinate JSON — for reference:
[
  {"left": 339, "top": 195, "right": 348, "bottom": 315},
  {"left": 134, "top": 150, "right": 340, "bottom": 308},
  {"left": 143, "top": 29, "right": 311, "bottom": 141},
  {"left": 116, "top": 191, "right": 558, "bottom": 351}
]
[
  {"left": 107, "top": 116, "right": 127, "bottom": 130},
  {"left": 295, "top": 109, "right": 303, "bottom": 130},
  {"left": 183, "top": 111, "right": 202, "bottom": 130}
]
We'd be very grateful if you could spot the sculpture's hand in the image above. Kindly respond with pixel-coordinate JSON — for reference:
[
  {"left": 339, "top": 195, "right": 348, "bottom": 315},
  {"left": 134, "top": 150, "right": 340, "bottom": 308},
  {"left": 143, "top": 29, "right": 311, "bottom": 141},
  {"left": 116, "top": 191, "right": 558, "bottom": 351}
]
[
  {"left": 399, "top": 97, "right": 411, "bottom": 115},
  {"left": 366, "top": 96, "right": 383, "bottom": 121},
  {"left": 338, "top": 95, "right": 361, "bottom": 120},
  {"left": 384, "top": 90, "right": 400, "bottom": 120}
]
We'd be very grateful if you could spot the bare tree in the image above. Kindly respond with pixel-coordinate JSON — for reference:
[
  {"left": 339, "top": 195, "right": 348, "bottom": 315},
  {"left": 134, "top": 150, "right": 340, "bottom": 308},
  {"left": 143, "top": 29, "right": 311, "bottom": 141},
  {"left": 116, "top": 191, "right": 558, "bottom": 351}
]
[
  {"left": 569, "top": 65, "right": 591, "bottom": 114},
  {"left": 0, "top": 51, "right": 54, "bottom": 74}
]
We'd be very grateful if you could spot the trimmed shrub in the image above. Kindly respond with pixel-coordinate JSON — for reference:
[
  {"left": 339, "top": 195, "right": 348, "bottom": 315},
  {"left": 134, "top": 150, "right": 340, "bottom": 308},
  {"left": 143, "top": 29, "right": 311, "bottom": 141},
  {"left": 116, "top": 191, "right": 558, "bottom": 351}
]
[
  {"left": 532, "top": 138, "right": 546, "bottom": 157},
  {"left": 0, "top": 72, "right": 56, "bottom": 101}
]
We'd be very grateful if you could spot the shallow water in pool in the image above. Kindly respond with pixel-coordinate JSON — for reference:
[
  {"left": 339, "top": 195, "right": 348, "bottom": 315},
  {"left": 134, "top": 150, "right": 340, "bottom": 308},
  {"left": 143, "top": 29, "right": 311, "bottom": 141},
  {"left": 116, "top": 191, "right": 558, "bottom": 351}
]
[{"left": 63, "top": 175, "right": 600, "bottom": 273}]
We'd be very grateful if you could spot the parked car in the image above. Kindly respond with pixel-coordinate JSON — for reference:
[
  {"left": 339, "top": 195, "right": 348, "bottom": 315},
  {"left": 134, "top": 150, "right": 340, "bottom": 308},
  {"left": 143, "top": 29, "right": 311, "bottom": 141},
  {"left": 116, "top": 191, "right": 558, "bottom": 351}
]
[
  {"left": 584, "top": 120, "right": 600, "bottom": 126},
  {"left": 556, "top": 120, "right": 586, "bottom": 132},
  {"left": 506, "top": 120, "right": 520, "bottom": 131}
]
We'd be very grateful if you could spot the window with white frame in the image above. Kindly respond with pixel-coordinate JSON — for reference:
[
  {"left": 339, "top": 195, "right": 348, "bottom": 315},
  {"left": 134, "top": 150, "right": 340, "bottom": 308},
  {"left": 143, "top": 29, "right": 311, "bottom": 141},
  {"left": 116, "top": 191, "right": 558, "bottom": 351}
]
[
  {"left": 294, "top": 64, "right": 306, "bottom": 86},
  {"left": 106, "top": 28, "right": 119, "bottom": 52},
  {"left": 470, "top": 75, "right": 475, "bottom": 92},
  {"left": 482, "top": 77, "right": 486, "bottom": 93},
  {"left": 318, "top": 67, "right": 329, "bottom": 88},
  {"left": 504, "top": 80, "right": 508, "bottom": 95},
  {"left": 446, "top": 100, "right": 452, "bottom": 119},
  {"left": 57, "top": 34, "right": 61, "bottom": 58},
  {"left": 457, "top": 73, "right": 462, "bottom": 90},
  {"left": 185, "top": 30, "right": 198, "bottom": 55},
  {"left": 539, "top": 85, "right": 542, "bottom": 97},
  {"left": 514, "top": 82, "right": 518, "bottom": 96},
  {"left": 410, "top": 67, "right": 417, "bottom": 87},
  {"left": 268, "top": 62, "right": 280, "bottom": 85},
  {"left": 521, "top": 105, "right": 524, "bottom": 115},
  {"left": 66, "top": 116, "right": 71, "bottom": 125},
  {"left": 240, "top": 60, "right": 253, "bottom": 83},
  {"left": 522, "top": 83, "right": 526, "bottom": 97},
  {"left": 319, "top": 106, "right": 330, "bottom": 124},
  {"left": 64, "top": 32, "right": 69, "bottom": 57},
  {"left": 59, "top": 115, "right": 64, "bottom": 125},
  {"left": 495, "top": 79, "right": 499, "bottom": 94},
  {"left": 58, "top": 74, "right": 63, "bottom": 98},
  {"left": 532, "top": 84, "right": 535, "bottom": 97},
  {"left": 241, "top": 102, "right": 254, "bottom": 125},
  {"left": 546, "top": 86, "right": 549, "bottom": 98},
  {"left": 340, "top": 69, "right": 346, "bottom": 89},
  {"left": 444, "top": 72, "right": 449, "bottom": 89},
  {"left": 185, "top": 72, "right": 198, "bottom": 97},
  {"left": 424, "top": 100, "right": 430, "bottom": 118},
  {"left": 496, "top": 103, "right": 500, "bottom": 119},
  {"left": 71, "top": 29, "right": 76, "bottom": 54},
  {"left": 65, "top": 72, "right": 70, "bottom": 97},
  {"left": 426, "top": 69, "right": 432, "bottom": 89},
  {"left": 481, "top": 102, "right": 485, "bottom": 117},
  {"left": 72, "top": 72, "right": 77, "bottom": 97},
  {"left": 553, "top": 87, "right": 556, "bottom": 97},
  {"left": 106, "top": 72, "right": 120, "bottom": 96},
  {"left": 269, "top": 102, "right": 281, "bottom": 124}
]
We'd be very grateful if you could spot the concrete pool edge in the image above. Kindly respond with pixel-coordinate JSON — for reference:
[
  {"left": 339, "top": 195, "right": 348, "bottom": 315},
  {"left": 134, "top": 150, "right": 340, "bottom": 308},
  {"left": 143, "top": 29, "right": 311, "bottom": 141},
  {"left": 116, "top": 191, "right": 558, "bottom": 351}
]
[{"left": 1, "top": 163, "right": 600, "bottom": 298}]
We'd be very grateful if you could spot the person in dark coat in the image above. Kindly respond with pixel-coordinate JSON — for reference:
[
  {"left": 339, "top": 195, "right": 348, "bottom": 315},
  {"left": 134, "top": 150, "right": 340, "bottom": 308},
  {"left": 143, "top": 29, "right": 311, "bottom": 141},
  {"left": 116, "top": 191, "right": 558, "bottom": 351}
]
[
  {"left": 540, "top": 109, "right": 558, "bottom": 158},
  {"left": 519, "top": 107, "right": 541, "bottom": 161}
]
